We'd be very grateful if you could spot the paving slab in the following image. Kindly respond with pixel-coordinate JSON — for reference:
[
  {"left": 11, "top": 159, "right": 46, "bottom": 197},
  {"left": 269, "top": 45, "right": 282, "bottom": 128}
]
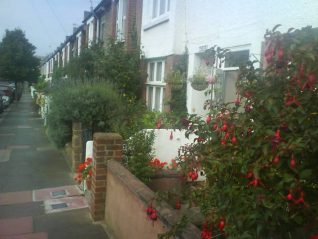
[
  {"left": 0, "top": 149, "right": 11, "bottom": 162},
  {"left": 0, "top": 191, "right": 32, "bottom": 205},
  {"left": 33, "top": 185, "right": 82, "bottom": 201},
  {"left": 0, "top": 201, "right": 44, "bottom": 219},
  {"left": 0, "top": 232, "right": 48, "bottom": 239},
  {"left": 0, "top": 217, "right": 33, "bottom": 236},
  {"left": 43, "top": 196, "right": 88, "bottom": 214}
]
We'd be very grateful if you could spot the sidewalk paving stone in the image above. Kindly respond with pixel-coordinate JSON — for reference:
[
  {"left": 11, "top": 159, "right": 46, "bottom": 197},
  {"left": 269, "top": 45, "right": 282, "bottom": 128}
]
[
  {"left": 0, "top": 217, "right": 33, "bottom": 236},
  {"left": 0, "top": 191, "right": 32, "bottom": 205},
  {"left": 0, "top": 232, "right": 48, "bottom": 239}
]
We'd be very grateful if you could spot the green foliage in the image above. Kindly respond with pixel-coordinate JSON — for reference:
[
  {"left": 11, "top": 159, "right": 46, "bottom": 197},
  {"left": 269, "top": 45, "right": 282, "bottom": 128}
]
[
  {"left": 64, "top": 43, "right": 104, "bottom": 80},
  {"left": 123, "top": 130, "right": 156, "bottom": 183},
  {"left": 178, "top": 26, "right": 318, "bottom": 238},
  {"left": 99, "top": 40, "right": 145, "bottom": 99},
  {"left": 0, "top": 29, "right": 40, "bottom": 83},
  {"left": 62, "top": 40, "right": 144, "bottom": 100},
  {"left": 34, "top": 77, "right": 49, "bottom": 92},
  {"left": 167, "top": 49, "right": 188, "bottom": 118},
  {"left": 47, "top": 79, "right": 125, "bottom": 147}
]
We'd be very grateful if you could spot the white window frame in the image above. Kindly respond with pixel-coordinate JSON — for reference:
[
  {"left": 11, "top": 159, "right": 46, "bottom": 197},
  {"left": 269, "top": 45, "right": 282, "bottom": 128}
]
[
  {"left": 116, "top": 0, "right": 127, "bottom": 41},
  {"left": 146, "top": 60, "right": 166, "bottom": 111},
  {"left": 152, "top": 0, "right": 170, "bottom": 19}
]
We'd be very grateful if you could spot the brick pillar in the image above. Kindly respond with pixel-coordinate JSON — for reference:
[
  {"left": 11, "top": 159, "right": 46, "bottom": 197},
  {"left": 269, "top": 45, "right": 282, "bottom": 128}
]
[
  {"left": 89, "top": 133, "right": 123, "bottom": 221},
  {"left": 72, "top": 122, "right": 83, "bottom": 172}
]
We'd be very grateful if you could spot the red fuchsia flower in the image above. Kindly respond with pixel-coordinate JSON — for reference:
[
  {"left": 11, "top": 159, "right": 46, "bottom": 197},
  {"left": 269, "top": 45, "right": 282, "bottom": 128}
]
[
  {"left": 290, "top": 154, "right": 296, "bottom": 169},
  {"left": 277, "top": 48, "right": 284, "bottom": 61},
  {"left": 212, "top": 123, "right": 218, "bottom": 131},
  {"left": 188, "top": 170, "right": 199, "bottom": 181},
  {"left": 156, "top": 120, "right": 162, "bottom": 129},
  {"left": 285, "top": 93, "right": 301, "bottom": 107},
  {"left": 249, "top": 178, "right": 260, "bottom": 187},
  {"left": 244, "top": 90, "right": 253, "bottom": 99},
  {"left": 77, "top": 163, "right": 86, "bottom": 173},
  {"left": 244, "top": 104, "right": 253, "bottom": 112},
  {"left": 234, "top": 95, "right": 241, "bottom": 106},
  {"left": 272, "top": 155, "right": 280, "bottom": 165},
  {"left": 302, "top": 73, "right": 316, "bottom": 90},
  {"left": 265, "top": 45, "right": 275, "bottom": 63},
  {"left": 272, "top": 129, "right": 281, "bottom": 145},
  {"left": 201, "top": 222, "right": 212, "bottom": 239},
  {"left": 231, "top": 136, "right": 237, "bottom": 145},
  {"left": 85, "top": 157, "right": 93, "bottom": 164},
  {"left": 219, "top": 218, "right": 225, "bottom": 231},
  {"left": 298, "top": 64, "right": 305, "bottom": 77},
  {"left": 206, "top": 114, "right": 212, "bottom": 124},
  {"left": 150, "top": 158, "right": 167, "bottom": 169},
  {"left": 309, "top": 235, "right": 318, "bottom": 239}
]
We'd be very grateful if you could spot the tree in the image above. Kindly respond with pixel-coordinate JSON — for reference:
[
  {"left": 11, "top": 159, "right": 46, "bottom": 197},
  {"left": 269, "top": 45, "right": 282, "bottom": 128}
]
[{"left": 0, "top": 29, "right": 40, "bottom": 98}]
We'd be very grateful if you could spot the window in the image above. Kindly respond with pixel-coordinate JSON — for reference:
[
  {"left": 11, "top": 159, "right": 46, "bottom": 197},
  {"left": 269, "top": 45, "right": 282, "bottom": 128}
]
[
  {"left": 146, "top": 60, "right": 165, "bottom": 111},
  {"left": 224, "top": 50, "right": 249, "bottom": 68},
  {"left": 152, "top": 0, "right": 169, "bottom": 19},
  {"left": 116, "top": 0, "right": 127, "bottom": 41}
]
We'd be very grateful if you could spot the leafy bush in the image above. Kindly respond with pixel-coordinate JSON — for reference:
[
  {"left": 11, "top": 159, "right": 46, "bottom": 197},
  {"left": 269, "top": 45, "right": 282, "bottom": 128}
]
[
  {"left": 123, "top": 130, "right": 155, "bottom": 183},
  {"left": 47, "top": 79, "right": 124, "bottom": 147},
  {"left": 177, "top": 26, "right": 318, "bottom": 238}
]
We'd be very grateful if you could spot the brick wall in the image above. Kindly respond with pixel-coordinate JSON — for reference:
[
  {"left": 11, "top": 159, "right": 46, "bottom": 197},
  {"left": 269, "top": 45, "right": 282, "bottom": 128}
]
[
  {"left": 71, "top": 122, "right": 83, "bottom": 172},
  {"left": 104, "top": 160, "right": 201, "bottom": 239},
  {"left": 88, "top": 133, "right": 123, "bottom": 221}
]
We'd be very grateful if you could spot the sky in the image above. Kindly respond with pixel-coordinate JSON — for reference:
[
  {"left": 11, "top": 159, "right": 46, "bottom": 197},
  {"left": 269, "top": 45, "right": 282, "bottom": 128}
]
[{"left": 0, "top": 0, "right": 98, "bottom": 57}]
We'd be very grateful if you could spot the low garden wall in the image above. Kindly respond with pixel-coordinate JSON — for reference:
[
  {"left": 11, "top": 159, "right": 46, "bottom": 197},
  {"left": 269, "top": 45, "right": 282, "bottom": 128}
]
[
  {"left": 87, "top": 132, "right": 201, "bottom": 239},
  {"left": 105, "top": 160, "right": 201, "bottom": 239}
]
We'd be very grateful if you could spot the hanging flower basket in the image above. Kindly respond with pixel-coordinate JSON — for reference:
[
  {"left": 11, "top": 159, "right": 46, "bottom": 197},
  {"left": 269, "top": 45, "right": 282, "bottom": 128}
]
[{"left": 190, "top": 72, "right": 208, "bottom": 91}]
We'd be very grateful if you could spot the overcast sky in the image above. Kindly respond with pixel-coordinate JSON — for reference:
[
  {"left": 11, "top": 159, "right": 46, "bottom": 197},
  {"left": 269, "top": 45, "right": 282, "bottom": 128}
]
[{"left": 0, "top": 0, "right": 97, "bottom": 57}]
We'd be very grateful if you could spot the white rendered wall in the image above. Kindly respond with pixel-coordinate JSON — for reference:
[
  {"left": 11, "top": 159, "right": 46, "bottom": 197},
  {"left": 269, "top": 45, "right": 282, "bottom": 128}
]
[
  {"left": 141, "top": 0, "right": 186, "bottom": 58},
  {"left": 149, "top": 129, "right": 196, "bottom": 164},
  {"left": 185, "top": 0, "right": 318, "bottom": 116}
]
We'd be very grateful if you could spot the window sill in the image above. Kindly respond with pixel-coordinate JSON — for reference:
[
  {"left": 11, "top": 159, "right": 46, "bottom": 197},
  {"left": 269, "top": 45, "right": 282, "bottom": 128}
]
[
  {"left": 143, "top": 15, "right": 169, "bottom": 31},
  {"left": 146, "top": 82, "right": 166, "bottom": 86}
]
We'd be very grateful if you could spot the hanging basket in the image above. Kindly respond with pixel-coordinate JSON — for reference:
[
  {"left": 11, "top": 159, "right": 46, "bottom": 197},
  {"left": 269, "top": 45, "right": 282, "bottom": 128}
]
[{"left": 190, "top": 75, "right": 208, "bottom": 91}]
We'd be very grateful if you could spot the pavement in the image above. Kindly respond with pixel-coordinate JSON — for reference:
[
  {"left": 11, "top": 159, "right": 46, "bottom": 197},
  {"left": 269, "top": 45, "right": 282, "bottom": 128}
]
[{"left": 0, "top": 90, "right": 109, "bottom": 239}]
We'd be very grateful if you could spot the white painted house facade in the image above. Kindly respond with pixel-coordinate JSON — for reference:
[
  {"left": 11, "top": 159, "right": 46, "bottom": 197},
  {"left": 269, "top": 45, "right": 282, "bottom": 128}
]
[
  {"left": 141, "top": 0, "right": 187, "bottom": 112},
  {"left": 141, "top": 0, "right": 318, "bottom": 116}
]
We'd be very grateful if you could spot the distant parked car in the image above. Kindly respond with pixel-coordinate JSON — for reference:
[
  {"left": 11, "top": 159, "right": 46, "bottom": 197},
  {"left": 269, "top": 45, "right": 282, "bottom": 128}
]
[
  {"left": 0, "top": 91, "right": 5, "bottom": 113},
  {"left": 0, "top": 90, "right": 10, "bottom": 108},
  {"left": 0, "top": 84, "right": 15, "bottom": 103}
]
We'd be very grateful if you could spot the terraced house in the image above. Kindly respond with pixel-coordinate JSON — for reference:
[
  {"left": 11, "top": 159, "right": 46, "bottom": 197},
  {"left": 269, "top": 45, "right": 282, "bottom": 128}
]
[{"left": 41, "top": 0, "right": 318, "bottom": 116}]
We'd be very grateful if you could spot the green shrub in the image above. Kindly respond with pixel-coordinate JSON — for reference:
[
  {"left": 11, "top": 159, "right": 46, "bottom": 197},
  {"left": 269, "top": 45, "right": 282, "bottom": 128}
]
[
  {"left": 123, "top": 130, "right": 155, "bottom": 183},
  {"left": 47, "top": 79, "right": 125, "bottom": 147}
]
